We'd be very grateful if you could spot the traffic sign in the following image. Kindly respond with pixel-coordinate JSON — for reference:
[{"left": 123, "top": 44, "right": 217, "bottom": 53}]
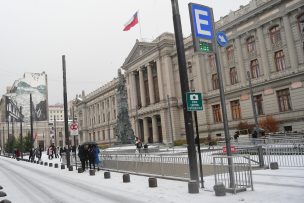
[
  {"left": 69, "top": 122, "right": 79, "bottom": 136},
  {"left": 223, "top": 145, "right": 236, "bottom": 153},
  {"left": 189, "top": 4, "right": 213, "bottom": 40},
  {"left": 186, "top": 92, "right": 203, "bottom": 111},
  {"left": 189, "top": 3, "right": 215, "bottom": 53},
  {"left": 216, "top": 31, "right": 228, "bottom": 47}
]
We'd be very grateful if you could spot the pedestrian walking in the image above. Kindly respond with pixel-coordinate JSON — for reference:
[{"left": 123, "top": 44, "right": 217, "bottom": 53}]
[
  {"left": 94, "top": 145, "right": 101, "bottom": 170},
  {"left": 35, "top": 147, "right": 42, "bottom": 162},
  {"left": 207, "top": 135, "right": 214, "bottom": 149},
  {"left": 135, "top": 137, "right": 142, "bottom": 154},
  {"left": 78, "top": 145, "right": 86, "bottom": 172},
  {"left": 47, "top": 146, "right": 54, "bottom": 160},
  {"left": 88, "top": 145, "right": 96, "bottom": 170}
]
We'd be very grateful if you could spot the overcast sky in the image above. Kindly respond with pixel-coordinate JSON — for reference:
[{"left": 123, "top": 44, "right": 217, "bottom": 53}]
[{"left": 0, "top": 0, "right": 251, "bottom": 105}]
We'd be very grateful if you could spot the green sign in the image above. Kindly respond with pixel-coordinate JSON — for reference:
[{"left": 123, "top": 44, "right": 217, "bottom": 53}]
[{"left": 186, "top": 92, "right": 203, "bottom": 111}]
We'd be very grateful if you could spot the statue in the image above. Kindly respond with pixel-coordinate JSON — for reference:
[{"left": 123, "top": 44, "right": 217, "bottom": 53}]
[{"left": 115, "top": 69, "right": 135, "bottom": 144}]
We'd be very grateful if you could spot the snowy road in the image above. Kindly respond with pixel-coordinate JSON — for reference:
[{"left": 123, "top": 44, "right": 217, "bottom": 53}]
[
  {"left": 0, "top": 157, "right": 146, "bottom": 203},
  {"left": 1, "top": 155, "right": 304, "bottom": 203}
]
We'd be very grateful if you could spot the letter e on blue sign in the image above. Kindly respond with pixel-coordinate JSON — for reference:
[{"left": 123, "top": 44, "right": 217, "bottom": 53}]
[{"left": 190, "top": 4, "right": 213, "bottom": 40}]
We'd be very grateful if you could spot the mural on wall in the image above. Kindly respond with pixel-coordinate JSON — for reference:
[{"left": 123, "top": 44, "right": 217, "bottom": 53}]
[{"left": 6, "top": 72, "right": 48, "bottom": 122}]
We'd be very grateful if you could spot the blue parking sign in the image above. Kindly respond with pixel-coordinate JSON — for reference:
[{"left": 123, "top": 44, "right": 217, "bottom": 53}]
[{"left": 189, "top": 4, "right": 213, "bottom": 40}]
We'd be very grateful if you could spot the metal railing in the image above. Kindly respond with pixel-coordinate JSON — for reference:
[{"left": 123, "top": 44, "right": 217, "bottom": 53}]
[{"left": 213, "top": 155, "right": 254, "bottom": 193}]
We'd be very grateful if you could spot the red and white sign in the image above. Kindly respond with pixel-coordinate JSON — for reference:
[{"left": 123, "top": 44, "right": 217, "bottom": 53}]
[
  {"left": 69, "top": 122, "right": 79, "bottom": 136},
  {"left": 222, "top": 145, "right": 236, "bottom": 153}
]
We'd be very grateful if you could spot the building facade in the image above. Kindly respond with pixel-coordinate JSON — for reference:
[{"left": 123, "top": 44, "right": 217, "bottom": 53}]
[
  {"left": 122, "top": 0, "right": 304, "bottom": 143},
  {"left": 75, "top": 79, "right": 118, "bottom": 145}
]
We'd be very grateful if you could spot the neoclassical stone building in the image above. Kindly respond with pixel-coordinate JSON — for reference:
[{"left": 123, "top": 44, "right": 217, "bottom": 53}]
[
  {"left": 122, "top": 0, "right": 304, "bottom": 143},
  {"left": 75, "top": 79, "right": 118, "bottom": 145},
  {"left": 76, "top": 0, "right": 304, "bottom": 145}
]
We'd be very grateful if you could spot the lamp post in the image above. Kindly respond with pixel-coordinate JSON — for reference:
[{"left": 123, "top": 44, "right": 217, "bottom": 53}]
[
  {"left": 19, "top": 106, "right": 23, "bottom": 158},
  {"left": 167, "top": 95, "right": 174, "bottom": 147},
  {"left": 247, "top": 71, "right": 259, "bottom": 134},
  {"left": 30, "top": 94, "right": 34, "bottom": 148}
]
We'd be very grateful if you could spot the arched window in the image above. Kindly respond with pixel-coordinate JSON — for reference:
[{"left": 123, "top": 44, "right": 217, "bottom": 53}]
[
  {"left": 250, "top": 59, "right": 260, "bottom": 78},
  {"left": 246, "top": 36, "right": 256, "bottom": 53},
  {"left": 269, "top": 25, "right": 281, "bottom": 44}
]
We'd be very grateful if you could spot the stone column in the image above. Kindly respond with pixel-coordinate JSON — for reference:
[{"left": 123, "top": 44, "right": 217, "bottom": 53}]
[
  {"left": 156, "top": 59, "right": 164, "bottom": 100},
  {"left": 143, "top": 117, "right": 149, "bottom": 143},
  {"left": 283, "top": 15, "right": 298, "bottom": 71},
  {"left": 235, "top": 37, "right": 246, "bottom": 84},
  {"left": 139, "top": 67, "right": 146, "bottom": 107},
  {"left": 163, "top": 55, "right": 175, "bottom": 97},
  {"left": 257, "top": 26, "right": 270, "bottom": 78},
  {"left": 147, "top": 63, "right": 155, "bottom": 104},
  {"left": 193, "top": 54, "right": 205, "bottom": 93},
  {"left": 152, "top": 115, "right": 159, "bottom": 143},
  {"left": 130, "top": 71, "right": 138, "bottom": 109}
]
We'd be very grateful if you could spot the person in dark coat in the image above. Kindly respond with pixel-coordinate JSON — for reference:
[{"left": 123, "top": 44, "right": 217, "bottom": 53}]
[
  {"left": 78, "top": 145, "right": 86, "bottom": 171},
  {"left": 88, "top": 145, "right": 96, "bottom": 170}
]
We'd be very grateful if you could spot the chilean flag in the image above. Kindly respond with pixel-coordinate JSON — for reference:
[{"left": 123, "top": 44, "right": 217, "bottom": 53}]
[{"left": 123, "top": 11, "right": 139, "bottom": 31}]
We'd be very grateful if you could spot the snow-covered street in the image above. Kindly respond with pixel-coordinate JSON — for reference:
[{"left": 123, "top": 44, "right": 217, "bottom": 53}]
[{"left": 0, "top": 155, "right": 303, "bottom": 203}]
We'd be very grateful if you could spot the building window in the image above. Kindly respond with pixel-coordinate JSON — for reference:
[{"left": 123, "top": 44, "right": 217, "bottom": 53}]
[
  {"left": 231, "top": 100, "right": 241, "bottom": 120},
  {"left": 274, "top": 50, "right": 286, "bottom": 71},
  {"left": 253, "top": 94, "right": 264, "bottom": 115},
  {"left": 269, "top": 25, "right": 281, "bottom": 44},
  {"left": 226, "top": 45, "right": 234, "bottom": 62},
  {"left": 246, "top": 36, "right": 256, "bottom": 53},
  {"left": 212, "top": 104, "right": 222, "bottom": 123},
  {"left": 277, "top": 89, "right": 292, "bottom": 112},
  {"left": 187, "top": 61, "right": 192, "bottom": 74},
  {"left": 229, "top": 67, "right": 238, "bottom": 85},
  {"left": 212, "top": 74, "right": 219, "bottom": 90},
  {"left": 250, "top": 59, "right": 260, "bottom": 78}
]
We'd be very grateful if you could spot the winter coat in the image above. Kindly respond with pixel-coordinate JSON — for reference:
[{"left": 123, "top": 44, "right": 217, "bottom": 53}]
[{"left": 95, "top": 147, "right": 100, "bottom": 165}]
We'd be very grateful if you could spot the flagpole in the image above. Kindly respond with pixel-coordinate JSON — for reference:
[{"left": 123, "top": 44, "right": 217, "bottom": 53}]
[{"left": 137, "top": 10, "right": 143, "bottom": 41}]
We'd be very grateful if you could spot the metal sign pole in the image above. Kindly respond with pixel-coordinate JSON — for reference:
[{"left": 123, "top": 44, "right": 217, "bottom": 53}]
[
  {"left": 171, "top": 0, "right": 199, "bottom": 193},
  {"left": 211, "top": 12, "right": 235, "bottom": 188}
]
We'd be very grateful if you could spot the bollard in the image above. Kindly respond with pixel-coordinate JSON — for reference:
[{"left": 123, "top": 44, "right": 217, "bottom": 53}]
[
  {"left": 123, "top": 173, "right": 130, "bottom": 183},
  {"left": 44, "top": 162, "right": 48, "bottom": 166},
  {"left": 0, "top": 186, "right": 3, "bottom": 190},
  {"left": 214, "top": 183, "right": 226, "bottom": 196},
  {"left": 54, "top": 163, "right": 59, "bottom": 168},
  {"left": 49, "top": 163, "right": 53, "bottom": 167},
  {"left": 68, "top": 166, "right": 73, "bottom": 171},
  {"left": 0, "top": 199, "right": 12, "bottom": 203},
  {"left": 34, "top": 160, "right": 36, "bottom": 163},
  {"left": 37, "top": 161, "right": 40, "bottom": 164},
  {"left": 0, "top": 191, "right": 7, "bottom": 197},
  {"left": 89, "top": 169, "right": 95, "bottom": 176},
  {"left": 188, "top": 180, "right": 199, "bottom": 194},
  {"left": 270, "top": 162, "right": 279, "bottom": 170},
  {"left": 78, "top": 168, "right": 83, "bottom": 173},
  {"left": 61, "top": 165, "right": 65, "bottom": 170},
  {"left": 40, "top": 162, "right": 43, "bottom": 165},
  {"left": 148, "top": 177, "right": 157, "bottom": 188},
  {"left": 104, "top": 171, "right": 111, "bottom": 179}
]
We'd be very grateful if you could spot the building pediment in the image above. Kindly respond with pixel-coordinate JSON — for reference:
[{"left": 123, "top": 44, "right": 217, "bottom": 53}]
[{"left": 122, "top": 40, "right": 157, "bottom": 69}]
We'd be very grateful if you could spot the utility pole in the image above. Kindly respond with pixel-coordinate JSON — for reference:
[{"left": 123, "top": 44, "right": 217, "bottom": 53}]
[
  {"left": 167, "top": 95, "right": 174, "bottom": 146},
  {"left": 171, "top": 0, "right": 199, "bottom": 193},
  {"left": 247, "top": 71, "right": 259, "bottom": 133},
  {"left": 62, "top": 55, "right": 70, "bottom": 168},
  {"left": 30, "top": 94, "right": 34, "bottom": 148},
  {"left": 20, "top": 106, "right": 23, "bottom": 158},
  {"left": 54, "top": 115, "right": 57, "bottom": 146}
]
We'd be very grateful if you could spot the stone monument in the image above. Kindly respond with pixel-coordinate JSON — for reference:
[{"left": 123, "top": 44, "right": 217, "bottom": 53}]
[{"left": 115, "top": 69, "right": 135, "bottom": 144}]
